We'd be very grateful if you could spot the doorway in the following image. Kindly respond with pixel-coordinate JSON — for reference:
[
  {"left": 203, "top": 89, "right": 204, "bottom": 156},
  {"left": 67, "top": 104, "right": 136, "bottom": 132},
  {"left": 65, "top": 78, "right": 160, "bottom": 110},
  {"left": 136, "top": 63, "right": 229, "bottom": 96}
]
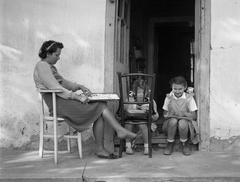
[
  {"left": 130, "top": 0, "right": 195, "bottom": 114},
  {"left": 106, "top": 0, "right": 211, "bottom": 150},
  {"left": 154, "top": 20, "right": 194, "bottom": 109}
]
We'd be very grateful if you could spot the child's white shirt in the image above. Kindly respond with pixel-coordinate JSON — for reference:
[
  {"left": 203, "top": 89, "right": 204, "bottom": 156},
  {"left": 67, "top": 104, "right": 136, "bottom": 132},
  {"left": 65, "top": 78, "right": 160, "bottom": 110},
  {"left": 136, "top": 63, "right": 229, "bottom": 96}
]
[{"left": 162, "top": 91, "right": 198, "bottom": 112}]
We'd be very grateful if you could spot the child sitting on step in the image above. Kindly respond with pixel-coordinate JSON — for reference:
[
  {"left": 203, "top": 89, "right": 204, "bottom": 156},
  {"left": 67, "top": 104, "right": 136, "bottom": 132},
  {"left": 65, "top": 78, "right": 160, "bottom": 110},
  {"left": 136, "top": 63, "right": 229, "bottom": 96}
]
[{"left": 162, "top": 76, "right": 199, "bottom": 156}]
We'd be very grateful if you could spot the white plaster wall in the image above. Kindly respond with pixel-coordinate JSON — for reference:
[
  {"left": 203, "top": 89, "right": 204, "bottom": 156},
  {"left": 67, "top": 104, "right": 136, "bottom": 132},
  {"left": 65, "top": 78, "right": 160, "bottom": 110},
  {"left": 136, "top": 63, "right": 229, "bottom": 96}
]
[
  {"left": 210, "top": 0, "right": 240, "bottom": 139},
  {"left": 0, "top": 0, "right": 106, "bottom": 148}
]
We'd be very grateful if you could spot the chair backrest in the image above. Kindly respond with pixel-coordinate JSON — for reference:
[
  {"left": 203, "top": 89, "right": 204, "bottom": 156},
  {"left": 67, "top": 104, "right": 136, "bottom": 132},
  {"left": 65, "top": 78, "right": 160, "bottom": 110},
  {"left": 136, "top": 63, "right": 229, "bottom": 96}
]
[{"left": 118, "top": 73, "right": 156, "bottom": 120}]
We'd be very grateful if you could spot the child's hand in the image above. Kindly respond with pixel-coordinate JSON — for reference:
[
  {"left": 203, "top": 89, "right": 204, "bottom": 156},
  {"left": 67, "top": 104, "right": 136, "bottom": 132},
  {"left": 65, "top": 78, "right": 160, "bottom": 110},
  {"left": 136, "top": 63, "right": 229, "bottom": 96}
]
[
  {"left": 174, "top": 111, "right": 184, "bottom": 117},
  {"left": 164, "top": 111, "right": 174, "bottom": 117}
]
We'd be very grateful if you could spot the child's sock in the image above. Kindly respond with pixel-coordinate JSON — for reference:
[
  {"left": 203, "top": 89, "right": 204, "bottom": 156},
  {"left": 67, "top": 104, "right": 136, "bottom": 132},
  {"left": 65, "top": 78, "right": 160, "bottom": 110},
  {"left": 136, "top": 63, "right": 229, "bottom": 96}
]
[
  {"left": 143, "top": 143, "right": 149, "bottom": 155},
  {"left": 126, "top": 142, "right": 133, "bottom": 155},
  {"left": 167, "top": 139, "right": 174, "bottom": 143},
  {"left": 126, "top": 142, "right": 131, "bottom": 148},
  {"left": 180, "top": 138, "right": 188, "bottom": 143}
]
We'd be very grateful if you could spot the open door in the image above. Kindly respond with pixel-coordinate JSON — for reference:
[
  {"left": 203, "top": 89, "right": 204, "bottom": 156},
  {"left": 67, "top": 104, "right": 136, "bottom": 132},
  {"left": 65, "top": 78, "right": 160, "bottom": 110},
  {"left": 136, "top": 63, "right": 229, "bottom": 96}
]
[{"left": 115, "top": 0, "right": 131, "bottom": 74}]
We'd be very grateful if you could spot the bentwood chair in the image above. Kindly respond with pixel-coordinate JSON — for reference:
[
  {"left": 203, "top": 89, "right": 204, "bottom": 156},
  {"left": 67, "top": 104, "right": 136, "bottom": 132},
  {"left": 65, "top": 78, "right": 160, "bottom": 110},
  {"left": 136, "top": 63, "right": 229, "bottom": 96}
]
[
  {"left": 37, "top": 89, "right": 82, "bottom": 165},
  {"left": 118, "top": 73, "right": 156, "bottom": 158}
]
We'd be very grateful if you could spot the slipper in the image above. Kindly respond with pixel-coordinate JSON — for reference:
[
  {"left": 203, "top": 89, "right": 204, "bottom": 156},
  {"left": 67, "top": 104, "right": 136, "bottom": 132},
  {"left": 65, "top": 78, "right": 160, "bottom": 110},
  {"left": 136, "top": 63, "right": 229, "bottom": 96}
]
[
  {"left": 131, "top": 130, "right": 143, "bottom": 149},
  {"left": 95, "top": 153, "right": 119, "bottom": 159}
]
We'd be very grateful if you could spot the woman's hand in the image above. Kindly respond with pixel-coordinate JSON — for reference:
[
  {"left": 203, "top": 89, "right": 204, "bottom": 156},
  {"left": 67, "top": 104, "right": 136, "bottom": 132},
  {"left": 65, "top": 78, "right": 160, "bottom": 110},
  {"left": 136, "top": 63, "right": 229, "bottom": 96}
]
[
  {"left": 78, "top": 95, "right": 90, "bottom": 104},
  {"left": 80, "top": 85, "right": 92, "bottom": 96}
]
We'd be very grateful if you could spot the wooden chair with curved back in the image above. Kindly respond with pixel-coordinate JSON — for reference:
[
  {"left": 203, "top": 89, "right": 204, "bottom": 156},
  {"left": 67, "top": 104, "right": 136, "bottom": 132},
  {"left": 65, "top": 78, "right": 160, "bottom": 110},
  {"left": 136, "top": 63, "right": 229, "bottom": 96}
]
[{"left": 117, "top": 73, "right": 156, "bottom": 158}]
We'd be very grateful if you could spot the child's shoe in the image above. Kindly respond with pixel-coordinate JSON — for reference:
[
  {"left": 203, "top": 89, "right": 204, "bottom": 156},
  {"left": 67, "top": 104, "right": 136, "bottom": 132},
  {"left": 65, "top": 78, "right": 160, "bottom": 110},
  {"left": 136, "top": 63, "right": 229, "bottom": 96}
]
[
  {"left": 182, "top": 142, "right": 191, "bottom": 156},
  {"left": 164, "top": 142, "right": 174, "bottom": 155},
  {"left": 143, "top": 147, "right": 149, "bottom": 155},
  {"left": 126, "top": 147, "right": 134, "bottom": 155}
]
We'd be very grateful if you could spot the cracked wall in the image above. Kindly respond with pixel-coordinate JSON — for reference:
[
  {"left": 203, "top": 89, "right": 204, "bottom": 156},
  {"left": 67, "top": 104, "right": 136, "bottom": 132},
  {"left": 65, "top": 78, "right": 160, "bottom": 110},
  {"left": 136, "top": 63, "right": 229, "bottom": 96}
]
[
  {"left": 0, "top": 0, "right": 106, "bottom": 150},
  {"left": 210, "top": 0, "right": 240, "bottom": 151}
]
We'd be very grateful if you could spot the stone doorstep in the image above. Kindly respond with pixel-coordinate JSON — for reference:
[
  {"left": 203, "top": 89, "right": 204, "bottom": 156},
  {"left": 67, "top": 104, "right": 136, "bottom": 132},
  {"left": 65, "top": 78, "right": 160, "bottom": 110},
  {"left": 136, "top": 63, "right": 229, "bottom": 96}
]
[{"left": 114, "top": 133, "right": 198, "bottom": 152}]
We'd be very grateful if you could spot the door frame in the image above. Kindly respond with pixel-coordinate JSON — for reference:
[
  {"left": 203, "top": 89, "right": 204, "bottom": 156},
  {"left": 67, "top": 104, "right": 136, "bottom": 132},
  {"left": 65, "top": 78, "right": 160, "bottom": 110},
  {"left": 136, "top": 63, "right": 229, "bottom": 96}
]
[{"left": 105, "top": 0, "right": 211, "bottom": 151}]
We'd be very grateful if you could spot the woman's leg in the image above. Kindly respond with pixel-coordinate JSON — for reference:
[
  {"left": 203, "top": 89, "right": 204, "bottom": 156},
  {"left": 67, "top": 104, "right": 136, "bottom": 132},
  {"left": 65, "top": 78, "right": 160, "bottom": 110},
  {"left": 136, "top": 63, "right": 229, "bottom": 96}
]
[
  {"left": 102, "top": 107, "right": 137, "bottom": 139},
  {"left": 93, "top": 116, "right": 110, "bottom": 155}
]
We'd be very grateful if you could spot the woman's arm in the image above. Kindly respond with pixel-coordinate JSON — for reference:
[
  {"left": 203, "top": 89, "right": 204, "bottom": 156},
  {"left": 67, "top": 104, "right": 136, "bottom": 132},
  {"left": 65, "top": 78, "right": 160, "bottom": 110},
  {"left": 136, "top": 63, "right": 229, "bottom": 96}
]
[
  {"left": 35, "top": 62, "right": 83, "bottom": 101},
  {"left": 62, "top": 78, "right": 91, "bottom": 96}
]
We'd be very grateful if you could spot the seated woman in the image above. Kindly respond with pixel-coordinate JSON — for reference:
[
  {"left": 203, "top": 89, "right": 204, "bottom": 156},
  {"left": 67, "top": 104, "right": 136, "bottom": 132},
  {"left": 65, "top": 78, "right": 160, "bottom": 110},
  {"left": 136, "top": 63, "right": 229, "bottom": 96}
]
[{"left": 33, "top": 40, "right": 140, "bottom": 159}]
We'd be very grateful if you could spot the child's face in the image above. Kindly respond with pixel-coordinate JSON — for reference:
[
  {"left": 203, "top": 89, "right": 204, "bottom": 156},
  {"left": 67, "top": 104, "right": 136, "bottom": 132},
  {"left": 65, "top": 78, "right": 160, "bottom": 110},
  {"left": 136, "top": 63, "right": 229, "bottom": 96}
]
[{"left": 172, "top": 83, "right": 186, "bottom": 98}]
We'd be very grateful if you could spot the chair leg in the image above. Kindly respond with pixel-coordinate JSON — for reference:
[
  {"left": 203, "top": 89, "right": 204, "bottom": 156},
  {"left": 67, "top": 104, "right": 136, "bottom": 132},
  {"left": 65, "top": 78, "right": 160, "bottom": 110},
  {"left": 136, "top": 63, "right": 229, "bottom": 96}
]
[
  {"left": 67, "top": 125, "right": 71, "bottom": 153},
  {"left": 39, "top": 97, "right": 44, "bottom": 158},
  {"left": 39, "top": 119, "right": 44, "bottom": 158},
  {"left": 53, "top": 93, "right": 58, "bottom": 165},
  {"left": 53, "top": 122, "right": 58, "bottom": 164},
  {"left": 77, "top": 132, "right": 83, "bottom": 159},
  {"left": 148, "top": 123, "right": 152, "bottom": 158},
  {"left": 119, "top": 139, "right": 124, "bottom": 158}
]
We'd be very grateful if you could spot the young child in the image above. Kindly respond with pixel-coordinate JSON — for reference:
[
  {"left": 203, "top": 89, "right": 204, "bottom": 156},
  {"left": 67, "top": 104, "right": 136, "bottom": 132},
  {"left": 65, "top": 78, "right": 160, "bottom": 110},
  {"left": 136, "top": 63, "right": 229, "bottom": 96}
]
[
  {"left": 124, "top": 76, "right": 159, "bottom": 155},
  {"left": 162, "top": 76, "right": 199, "bottom": 156}
]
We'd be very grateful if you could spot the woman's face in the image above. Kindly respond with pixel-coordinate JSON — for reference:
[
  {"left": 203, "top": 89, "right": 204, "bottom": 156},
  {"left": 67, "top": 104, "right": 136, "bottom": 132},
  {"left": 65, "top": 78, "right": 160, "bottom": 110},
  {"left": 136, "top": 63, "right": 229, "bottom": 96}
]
[
  {"left": 172, "top": 83, "right": 186, "bottom": 98},
  {"left": 47, "top": 48, "right": 62, "bottom": 65}
]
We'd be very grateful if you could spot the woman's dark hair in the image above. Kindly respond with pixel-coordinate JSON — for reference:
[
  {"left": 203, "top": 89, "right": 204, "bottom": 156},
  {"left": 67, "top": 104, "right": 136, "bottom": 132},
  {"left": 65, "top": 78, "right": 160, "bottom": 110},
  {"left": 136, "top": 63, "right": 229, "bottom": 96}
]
[
  {"left": 38, "top": 40, "right": 64, "bottom": 59},
  {"left": 169, "top": 76, "right": 188, "bottom": 88}
]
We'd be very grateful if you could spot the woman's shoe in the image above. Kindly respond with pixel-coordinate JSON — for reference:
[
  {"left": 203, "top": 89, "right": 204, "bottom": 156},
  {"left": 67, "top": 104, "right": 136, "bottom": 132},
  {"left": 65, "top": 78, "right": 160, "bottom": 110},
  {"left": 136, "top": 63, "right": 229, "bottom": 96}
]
[
  {"left": 164, "top": 142, "right": 174, "bottom": 155},
  {"left": 95, "top": 153, "right": 119, "bottom": 159}
]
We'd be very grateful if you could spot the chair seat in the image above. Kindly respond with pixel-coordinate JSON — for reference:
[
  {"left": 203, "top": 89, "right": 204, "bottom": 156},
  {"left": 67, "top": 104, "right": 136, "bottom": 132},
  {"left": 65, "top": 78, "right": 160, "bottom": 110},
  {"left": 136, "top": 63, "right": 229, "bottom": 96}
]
[
  {"left": 125, "top": 121, "right": 148, "bottom": 125},
  {"left": 43, "top": 115, "right": 65, "bottom": 121}
]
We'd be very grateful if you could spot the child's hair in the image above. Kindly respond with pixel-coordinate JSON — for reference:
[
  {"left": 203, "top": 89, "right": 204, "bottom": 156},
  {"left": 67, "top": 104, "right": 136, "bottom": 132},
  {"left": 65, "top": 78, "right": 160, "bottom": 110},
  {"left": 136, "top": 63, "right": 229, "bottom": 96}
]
[
  {"left": 38, "top": 40, "right": 64, "bottom": 59},
  {"left": 169, "top": 76, "right": 188, "bottom": 88}
]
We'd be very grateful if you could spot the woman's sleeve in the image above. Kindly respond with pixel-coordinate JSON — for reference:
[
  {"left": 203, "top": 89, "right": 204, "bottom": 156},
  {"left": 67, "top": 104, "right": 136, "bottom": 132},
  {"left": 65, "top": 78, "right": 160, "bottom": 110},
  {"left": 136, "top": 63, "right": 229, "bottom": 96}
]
[
  {"left": 36, "top": 62, "right": 77, "bottom": 100},
  {"left": 61, "top": 78, "right": 80, "bottom": 92}
]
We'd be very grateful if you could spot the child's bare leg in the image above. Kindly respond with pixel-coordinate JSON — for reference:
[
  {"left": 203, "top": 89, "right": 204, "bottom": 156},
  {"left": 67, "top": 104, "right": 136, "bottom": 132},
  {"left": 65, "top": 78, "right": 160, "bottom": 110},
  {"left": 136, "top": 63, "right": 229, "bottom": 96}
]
[
  {"left": 167, "top": 118, "right": 178, "bottom": 140},
  {"left": 178, "top": 119, "right": 191, "bottom": 156},
  {"left": 139, "top": 124, "right": 149, "bottom": 155},
  {"left": 125, "top": 124, "right": 134, "bottom": 143},
  {"left": 102, "top": 107, "right": 137, "bottom": 140},
  {"left": 178, "top": 119, "right": 189, "bottom": 141},
  {"left": 139, "top": 124, "right": 148, "bottom": 143},
  {"left": 125, "top": 123, "right": 134, "bottom": 154},
  {"left": 164, "top": 118, "right": 178, "bottom": 155}
]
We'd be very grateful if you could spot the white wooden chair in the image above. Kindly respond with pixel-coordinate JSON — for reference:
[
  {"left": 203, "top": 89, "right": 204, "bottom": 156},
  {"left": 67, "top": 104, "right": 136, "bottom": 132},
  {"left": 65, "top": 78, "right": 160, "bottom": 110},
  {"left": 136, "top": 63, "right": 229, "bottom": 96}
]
[{"left": 37, "top": 89, "right": 82, "bottom": 164}]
